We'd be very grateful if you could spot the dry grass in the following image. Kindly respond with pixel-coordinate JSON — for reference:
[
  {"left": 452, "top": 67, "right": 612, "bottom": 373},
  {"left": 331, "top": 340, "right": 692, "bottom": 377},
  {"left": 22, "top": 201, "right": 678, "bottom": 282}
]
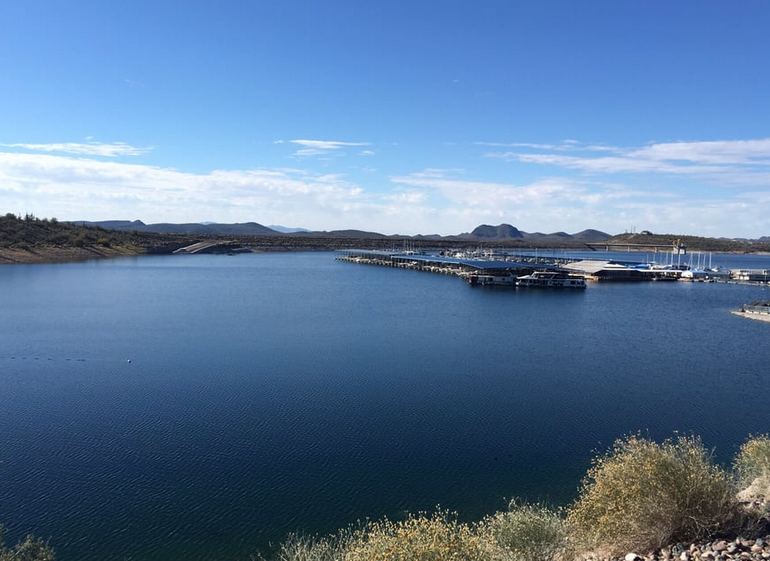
[{"left": 566, "top": 435, "right": 737, "bottom": 557}]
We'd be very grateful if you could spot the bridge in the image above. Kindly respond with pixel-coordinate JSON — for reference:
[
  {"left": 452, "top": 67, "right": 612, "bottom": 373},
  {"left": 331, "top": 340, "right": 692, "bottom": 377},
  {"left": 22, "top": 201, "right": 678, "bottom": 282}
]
[{"left": 173, "top": 241, "right": 248, "bottom": 254}]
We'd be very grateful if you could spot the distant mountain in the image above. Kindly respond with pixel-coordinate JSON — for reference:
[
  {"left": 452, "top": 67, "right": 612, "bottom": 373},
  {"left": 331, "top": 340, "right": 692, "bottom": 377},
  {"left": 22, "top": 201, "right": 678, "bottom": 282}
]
[
  {"left": 572, "top": 229, "right": 612, "bottom": 242},
  {"left": 77, "top": 220, "right": 147, "bottom": 231},
  {"left": 293, "top": 229, "right": 388, "bottom": 239},
  {"left": 75, "top": 220, "right": 279, "bottom": 236},
  {"left": 462, "top": 223, "right": 611, "bottom": 242},
  {"left": 759, "top": 236, "right": 770, "bottom": 243},
  {"left": 268, "top": 225, "right": 310, "bottom": 233},
  {"left": 72, "top": 219, "right": 613, "bottom": 243},
  {"left": 467, "top": 224, "right": 524, "bottom": 239}
]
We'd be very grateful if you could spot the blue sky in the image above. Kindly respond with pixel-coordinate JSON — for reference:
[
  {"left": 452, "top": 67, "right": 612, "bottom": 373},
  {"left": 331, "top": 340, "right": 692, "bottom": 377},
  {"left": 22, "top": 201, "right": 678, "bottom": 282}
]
[{"left": 1, "top": 1, "right": 770, "bottom": 236}]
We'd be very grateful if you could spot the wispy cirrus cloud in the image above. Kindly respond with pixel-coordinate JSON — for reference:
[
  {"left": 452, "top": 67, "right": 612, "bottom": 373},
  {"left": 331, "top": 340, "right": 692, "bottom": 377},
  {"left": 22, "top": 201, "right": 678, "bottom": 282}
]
[
  {"left": 486, "top": 137, "right": 770, "bottom": 180},
  {"left": 477, "top": 139, "right": 620, "bottom": 153},
  {"left": 390, "top": 169, "right": 625, "bottom": 208},
  {"left": 277, "top": 139, "right": 371, "bottom": 157},
  {"left": 1, "top": 141, "right": 151, "bottom": 157}
]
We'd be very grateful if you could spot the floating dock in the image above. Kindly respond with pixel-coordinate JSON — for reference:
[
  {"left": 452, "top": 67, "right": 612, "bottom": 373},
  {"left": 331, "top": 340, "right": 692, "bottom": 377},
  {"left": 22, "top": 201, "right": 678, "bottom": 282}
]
[
  {"left": 337, "top": 249, "right": 769, "bottom": 286},
  {"left": 336, "top": 249, "right": 559, "bottom": 277}
]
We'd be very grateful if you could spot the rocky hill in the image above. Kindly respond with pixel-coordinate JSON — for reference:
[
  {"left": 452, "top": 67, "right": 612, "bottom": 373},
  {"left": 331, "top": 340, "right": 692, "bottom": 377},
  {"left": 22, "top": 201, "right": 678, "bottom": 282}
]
[{"left": 462, "top": 223, "right": 612, "bottom": 243}]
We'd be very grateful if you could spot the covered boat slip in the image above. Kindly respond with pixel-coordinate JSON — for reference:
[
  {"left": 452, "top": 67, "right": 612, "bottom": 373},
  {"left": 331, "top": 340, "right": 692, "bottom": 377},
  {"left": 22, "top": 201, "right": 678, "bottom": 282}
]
[
  {"left": 337, "top": 249, "right": 584, "bottom": 288},
  {"left": 336, "top": 248, "right": 560, "bottom": 277},
  {"left": 336, "top": 250, "right": 770, "bottom": 285},
  {"left": 336, "top": 249, "right": 650, "bottom": 280}
]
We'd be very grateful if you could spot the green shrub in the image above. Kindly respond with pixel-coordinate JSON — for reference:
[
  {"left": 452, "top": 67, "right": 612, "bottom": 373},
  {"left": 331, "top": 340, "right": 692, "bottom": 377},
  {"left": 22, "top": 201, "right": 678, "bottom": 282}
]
[
  {"left": 71, "top": 232, "right": 88, "bottom": 247},
  {"left": 567, "top": 435, "right": 736, "bottom": 557},
  {"left": 482, "top": 500, "right": 568, "bottom": 561}
]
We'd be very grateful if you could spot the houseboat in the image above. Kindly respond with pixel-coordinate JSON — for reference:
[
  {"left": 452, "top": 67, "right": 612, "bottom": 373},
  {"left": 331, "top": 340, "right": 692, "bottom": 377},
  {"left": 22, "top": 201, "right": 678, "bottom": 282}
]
[{"left": 516, "top": 271, "right": 587, "bottom": 289}]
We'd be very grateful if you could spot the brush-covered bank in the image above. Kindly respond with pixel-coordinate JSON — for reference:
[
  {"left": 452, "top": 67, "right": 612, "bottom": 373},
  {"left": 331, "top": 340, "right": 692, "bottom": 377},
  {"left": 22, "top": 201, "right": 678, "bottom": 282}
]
[
  {"left": 0, "top": 213, "right": 185, "bottom": 264},
  {"left": 5, "top": 434, "right": 769, "bottom": 561}
]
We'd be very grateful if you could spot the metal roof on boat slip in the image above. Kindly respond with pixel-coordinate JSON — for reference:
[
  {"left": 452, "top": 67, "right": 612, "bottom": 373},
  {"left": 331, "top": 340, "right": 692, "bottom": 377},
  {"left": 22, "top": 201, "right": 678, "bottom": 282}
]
[{"left": 337, "top": 249, "right": 561, "bottom": 271}]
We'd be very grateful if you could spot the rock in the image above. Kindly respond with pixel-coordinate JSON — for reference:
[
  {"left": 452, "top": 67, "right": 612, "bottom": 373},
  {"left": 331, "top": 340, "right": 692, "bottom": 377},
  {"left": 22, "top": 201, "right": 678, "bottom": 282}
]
[
  {"left": 714, "top": 541, "right": 728, "bottom": 552},
  {"left": 625, "top": 554, "right": 642, "bottom": 561},
  {"left": 680, "top": 552, "right": 692, "bottom": 561}
]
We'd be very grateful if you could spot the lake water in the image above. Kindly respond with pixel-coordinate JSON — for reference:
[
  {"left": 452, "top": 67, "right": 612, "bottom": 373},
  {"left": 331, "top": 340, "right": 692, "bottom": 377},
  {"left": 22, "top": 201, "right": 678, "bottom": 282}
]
[{"left": 1, "top": 252, "right": 769, "bottom": 561}]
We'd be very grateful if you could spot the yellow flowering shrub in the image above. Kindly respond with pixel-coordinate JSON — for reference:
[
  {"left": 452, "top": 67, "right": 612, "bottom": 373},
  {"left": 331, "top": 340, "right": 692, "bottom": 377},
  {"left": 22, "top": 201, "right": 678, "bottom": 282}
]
[
  {"left": 482, "top": 500, "right": 568, "bottom": 561},
  {"left": 343, "top": 512, "right": 492, "bottom": 561},
  {"left": 567, "top": 435, "right": 736, "bottom": 556},
  {"left": 735, "top": 435, "right": 770, "bottom": 485}
]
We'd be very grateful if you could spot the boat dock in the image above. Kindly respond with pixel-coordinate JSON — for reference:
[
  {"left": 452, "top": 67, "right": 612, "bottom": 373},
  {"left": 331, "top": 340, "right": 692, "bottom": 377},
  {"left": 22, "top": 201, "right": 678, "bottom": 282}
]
[
  {"left": 337, "top": 249, "right": 563, "bottom": 275},
  {"left": 336, "top": 249, "right": 770, "bottom": 287}
]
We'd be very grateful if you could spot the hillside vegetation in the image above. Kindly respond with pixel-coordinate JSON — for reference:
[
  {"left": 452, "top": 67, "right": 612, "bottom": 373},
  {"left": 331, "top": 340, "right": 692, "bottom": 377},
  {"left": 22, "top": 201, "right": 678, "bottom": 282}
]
[
  {"left": 608, "top": 232, "right": 770, "bottom": 253},
  {"left": 0, "top": 213, "right": 186, "bottom": 263}
]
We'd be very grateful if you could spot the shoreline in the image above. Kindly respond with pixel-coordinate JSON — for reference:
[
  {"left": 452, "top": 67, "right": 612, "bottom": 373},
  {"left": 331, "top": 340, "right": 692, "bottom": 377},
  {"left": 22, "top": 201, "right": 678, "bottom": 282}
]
[
  {"left": 731, "top": 310, "right": 770, "bottom": 323},
  {"left": 0, "top": 245, "right": 146, "bottom": 265},
  {"left": 4, "top": 239, "right": 770, "bottom": 266}
]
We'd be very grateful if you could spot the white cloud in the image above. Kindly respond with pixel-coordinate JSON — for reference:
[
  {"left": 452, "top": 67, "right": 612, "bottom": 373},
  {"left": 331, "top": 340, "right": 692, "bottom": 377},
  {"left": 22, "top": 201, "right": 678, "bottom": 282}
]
[
  {"left": 2, "top": 146, "right": 770, "bottom": 238},
  {"left": 1, "top": 141, "right": 151, "bottom": 157},
  {"left": 387, "top": 169, "right": 770, "bottom": 236},
  {"left": 286, "top": 139, "right": 370, "bottom": 157},
  {"left": 391, "top": 170, "right": 599, "bottom": 207},
  {"left": 488, "top": 137, "right": 770, "bottom": 181},
  {"left": 0, "top": 151, "right": 369, "bottom": 228},
  {"left": 476, "top": 140, "right": 620, "bottom": 152}
]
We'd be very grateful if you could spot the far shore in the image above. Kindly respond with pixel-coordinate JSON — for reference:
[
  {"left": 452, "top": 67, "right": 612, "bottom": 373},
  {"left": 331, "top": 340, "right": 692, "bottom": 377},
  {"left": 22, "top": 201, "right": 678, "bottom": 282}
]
[
  {"left": 4, "top": 241, "right": 770, "bottom": 266},
  {"left": 0, "top": 245, "right": 145, "bottom": 265}
]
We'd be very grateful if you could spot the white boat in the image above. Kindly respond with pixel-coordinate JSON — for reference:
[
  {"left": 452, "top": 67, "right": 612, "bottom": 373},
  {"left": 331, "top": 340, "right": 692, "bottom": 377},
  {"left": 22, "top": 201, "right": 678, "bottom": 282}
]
[{"left": 516, "top": 271, "right": 586, "bottom": 289}]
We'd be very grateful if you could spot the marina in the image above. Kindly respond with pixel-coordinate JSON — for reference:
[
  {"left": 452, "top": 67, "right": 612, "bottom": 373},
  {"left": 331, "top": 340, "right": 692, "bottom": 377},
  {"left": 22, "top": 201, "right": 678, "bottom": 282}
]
[{"left": 336, "top": 248, "right": 770, "bottom": 288}]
